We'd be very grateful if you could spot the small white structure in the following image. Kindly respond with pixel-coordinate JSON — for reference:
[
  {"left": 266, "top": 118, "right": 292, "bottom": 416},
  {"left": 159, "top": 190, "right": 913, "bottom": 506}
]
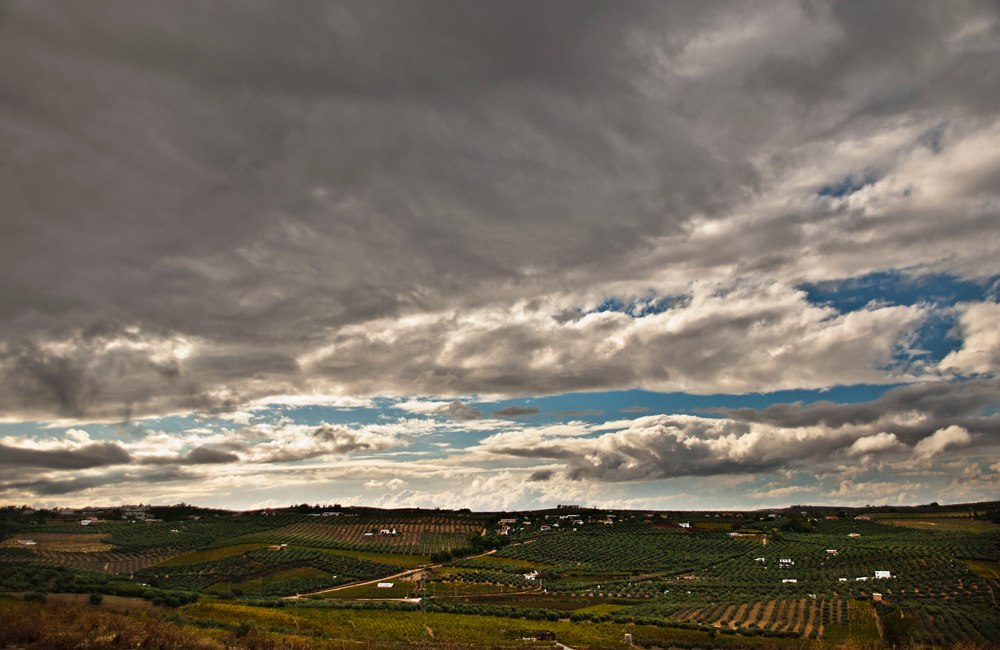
[
  {"left": 364, "top": 532, "right": 374, "bottom": 536},
  {"left": 848, "top": 533, "right": 861, "bottom": 538},
  {"left": 679, "top": 522, "right": 691, "bottom": 528},
  {"left": 524, "top": 572, "right": 539, "bottom": 581},
  {"left": 782, "top": 579, "right": 798, "bottom": 583},
  {"left": 839, "top": 578, "right": 848, "bottom": 582},
  {"left": 80, "top": 520, "right": 92, "bottom": 526},
  {"left": 856, "top": 576, "right": 868, "bottom": 581},
  {"left": 754, "top": 557, "right": 766, "bottom": 562},
  {"left": 377, "top": 582, "right": 394, "bottom": 588},
  {"left": 872, "top": 593, "right": 882, "bottom": 602},
  {"left": 779, "top": 558, "right": 794, "bottom": 565},
  {"left": 17, "top": 540, "right": 37, "bottom": 546},
  {"left": 826, "top": 549, "right": 838, "bottom": 555},
  {"left": 875, "top": 571, "right": 891, "bottom": 579}
]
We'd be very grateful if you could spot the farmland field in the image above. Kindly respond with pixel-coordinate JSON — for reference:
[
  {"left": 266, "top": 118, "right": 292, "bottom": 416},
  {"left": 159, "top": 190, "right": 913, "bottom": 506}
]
[
  {"left": 155, "top": 543, "right": 270, "bottom": 567},
  {"left": 0, "top": 532, "right": 115, "bottom": 553},
  {"left": 2, "top": 502, "right": 998, "bottom": 648},
  {"left": 230, "top": 518, "right": 482, "bottom": 555},
  {"left": 875, "top": 515, "right": 998, "bottom": 533}
]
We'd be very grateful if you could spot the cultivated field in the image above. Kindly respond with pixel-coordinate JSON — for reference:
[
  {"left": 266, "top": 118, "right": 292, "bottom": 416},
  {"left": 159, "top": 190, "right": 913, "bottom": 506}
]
[{"left": 2, "top": 503, "right": 998, "bottom": 648}]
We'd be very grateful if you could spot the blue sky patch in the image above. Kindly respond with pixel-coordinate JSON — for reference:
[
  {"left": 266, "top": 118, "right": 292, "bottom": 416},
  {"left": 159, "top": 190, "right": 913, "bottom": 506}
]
[
  {"left": 798, "top": 271, "right": 996, "bottom": 314},
  {"left": 817, "top": 172, "right": 878, "bottom": 198},
  {"left": 586, "top": 294, "right": 686, "bottom": 318}
]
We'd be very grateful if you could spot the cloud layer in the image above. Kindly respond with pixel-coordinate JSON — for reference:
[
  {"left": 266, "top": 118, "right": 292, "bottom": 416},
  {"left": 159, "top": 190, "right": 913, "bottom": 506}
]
[
  {"left": 1, "top": 2, "right": 999, "bottom": 510},
  {"left": 1, "top": 2, "right": 998, "bottom": 421}
]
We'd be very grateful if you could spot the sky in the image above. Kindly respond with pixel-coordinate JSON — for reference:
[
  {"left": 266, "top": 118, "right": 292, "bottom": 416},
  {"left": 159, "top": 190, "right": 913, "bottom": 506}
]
[{"left": 1, "top": 1, "right": 999, "bottom": 512}]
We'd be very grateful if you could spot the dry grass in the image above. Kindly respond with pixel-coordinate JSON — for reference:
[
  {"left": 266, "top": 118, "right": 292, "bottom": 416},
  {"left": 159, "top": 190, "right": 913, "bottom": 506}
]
[{"left": 0, "top": 598, "right": 215, "bottom": 649}]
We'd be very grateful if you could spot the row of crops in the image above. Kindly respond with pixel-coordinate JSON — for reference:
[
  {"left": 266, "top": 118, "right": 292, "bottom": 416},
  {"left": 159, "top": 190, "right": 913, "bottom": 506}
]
[
  {"left": 498, "top": 523, "right": 745, "bottom": 572},
  {"left": 623, "top": 596, "right": 843, "bottom": 637},
  {"left": 880, "top": 600, "right": 1000, "bottom": 645},
  {"left": 229, "top": 520, "right": 479, "bottom": 555}
]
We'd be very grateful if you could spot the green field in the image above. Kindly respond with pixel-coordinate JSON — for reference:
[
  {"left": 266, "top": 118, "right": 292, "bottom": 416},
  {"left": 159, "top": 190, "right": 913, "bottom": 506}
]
[
  {"left": 470, "top": 555, "right": 549, "bottom": 569},
  {"left": 3, "top": 502, "right": 999, "bottom": 648},
  {"left": 205, "top": 566, "right": 332, "bottom": 592},
  {"left": 311, "top": 547, "right": 429, "bottom": 568},
  {"left": 960, "top": 558, "right": 1000, "bottom": 579},
  {"left": 183, "top": 600, "right": 718, "bottom": 648},
  {"left": 154, "top": 543, "right": 270, "bottom": 567},
  {"left": 876, "top": 516, "right": 998, "bottom": 533},
  {"left": 573, "top": 603, "right": 629, "bottom": 614}
]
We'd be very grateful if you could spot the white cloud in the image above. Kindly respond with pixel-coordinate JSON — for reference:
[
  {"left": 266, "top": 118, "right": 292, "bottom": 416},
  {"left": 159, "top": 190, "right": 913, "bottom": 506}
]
[
  {"left": 913, "top": 425, "right": 973, "bottom": 459},
  {"left": 829, "top": 480, "right": 928, "bottom": 500},
  {"left": 847, "top": 432, "right": 904, "bottom": 457},
  {"left": 940, "top": 302, "right": 1000, "bottom": 375},
  {"left": 363, "top": 478, "right": 407, "bottom": 491}
]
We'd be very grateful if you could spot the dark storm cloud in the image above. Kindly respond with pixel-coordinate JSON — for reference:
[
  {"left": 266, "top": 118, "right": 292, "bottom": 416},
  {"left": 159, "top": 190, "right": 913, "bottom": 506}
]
[
  {"left": 0, "top": 441, "right": 132, "bottom": 469},
  {"left": 486, "top": 416, "right": 793, "bottom": 482},
  {"left": 491, "top": 406, "right": 540, "bottom": 419},
  {"left": 0, "top": 468, "right": 198, "bottom": 497},
  {"left": 717, "top": 378, "right": 1000, "bottom": 444},
  {"left": 432, "top": 399, "right": 482, "bottom": 421},
  {"left": 482, "top": 390, "right": 1000, "bottom": 483},
  {"left": 0, "top": 1, "right": 998, "bottom": 423},
  {"left": 750, "top": 0, "right": 1000, "bottom": 115},
  {"left": 139, "top": 446, "right": 240, "bottom": 466},
  {"left": 528, "top": 469, "right": 554, "bottom": 482}
]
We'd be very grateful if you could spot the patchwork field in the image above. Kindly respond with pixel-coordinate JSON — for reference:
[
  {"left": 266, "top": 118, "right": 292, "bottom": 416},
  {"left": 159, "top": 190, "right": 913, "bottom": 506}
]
[{"left": 2, "top": 503, "right": 998, "bottom": 648}]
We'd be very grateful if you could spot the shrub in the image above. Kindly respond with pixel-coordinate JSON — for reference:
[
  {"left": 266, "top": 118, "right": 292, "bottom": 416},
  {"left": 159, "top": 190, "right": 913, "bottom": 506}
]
[{"left": 89, "top": 592, "right": 103, "bottom": 605}]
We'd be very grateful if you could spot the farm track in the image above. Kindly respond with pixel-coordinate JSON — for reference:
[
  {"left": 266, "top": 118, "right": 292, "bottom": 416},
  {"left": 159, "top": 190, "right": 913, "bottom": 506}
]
[{"left": 287, "top": 550, "right": 499, "bottom": 599}]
